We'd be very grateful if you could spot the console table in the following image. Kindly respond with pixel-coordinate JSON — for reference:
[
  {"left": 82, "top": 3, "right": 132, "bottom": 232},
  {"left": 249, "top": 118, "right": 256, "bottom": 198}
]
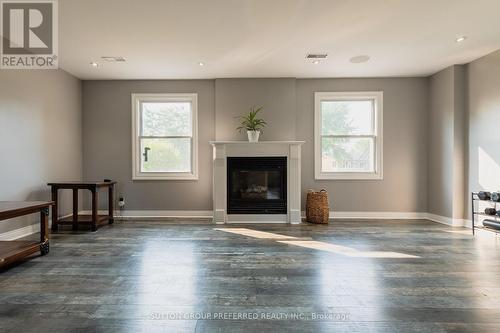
[
  {"left": 0, "top": 201, "right": 52, "bottom": 268},
  {"left": 48, "top": 181, "right": 116, "bottom": 232}
]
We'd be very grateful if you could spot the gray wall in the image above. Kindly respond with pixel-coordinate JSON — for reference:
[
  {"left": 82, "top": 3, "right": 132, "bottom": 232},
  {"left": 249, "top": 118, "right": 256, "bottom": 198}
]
[
  {"left": 427, "top": 50, "right": 500, "bottom": 222},
  {"left": 453, "top": 66, "right": 466, "bottom": 220},
  {"left": 467, "top": 49, "right": 500, "bottom": 218},
  {"left": 296, "top": 78, "right": 429, "bottom": 212},
  {"left": 215, "top": 78, "right": 296, "bottom": 141},
  {"left": 427, "top": 66, "right": 466, "bottom": 219},
  {"left": 2, "top": 51, "right": 499, "bottom": 231},
  {"left": 428, "top": 67, "right": 454, "bottom": 217},
  {"left": 0, "top": 70, "right": 82, "bottom": 234},
  {"left": 82, "top": 80, "right": 215, "bottom": 210},
  {"left": 83, "top": 77, "right": 429, "bottom": 212}
]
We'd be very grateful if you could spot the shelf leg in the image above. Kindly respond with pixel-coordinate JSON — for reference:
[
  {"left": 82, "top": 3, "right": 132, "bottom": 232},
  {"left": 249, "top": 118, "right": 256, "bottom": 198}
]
[
  {"left": 51, "top": 187, "right": 58, "bottom": 232},
  {"left": 40, "top": 207, "right": 49, "bottom": 255},
  {"left": 91, "top": 188, "right": 98, "bottom": 232},
  {"left": 72, "top": 189, "right": 79, "bottom": 231},
  {"left": 108, "top": 184, "right": 114, "bottom": 225},
  {"left": 40, "top": 207, "right": 49, "bottom": 244},
  {"left": 472, "top": 193, "right": 475, "bottom": 235}
]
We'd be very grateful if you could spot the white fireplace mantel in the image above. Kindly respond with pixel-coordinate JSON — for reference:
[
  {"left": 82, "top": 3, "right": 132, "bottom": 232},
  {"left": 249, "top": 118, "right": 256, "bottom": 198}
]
[{"left": 210, "top": 141, "right": 305, "bottom": 224}]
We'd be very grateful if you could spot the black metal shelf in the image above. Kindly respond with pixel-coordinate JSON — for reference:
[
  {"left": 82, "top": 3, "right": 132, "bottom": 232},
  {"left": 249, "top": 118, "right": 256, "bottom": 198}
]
[
  {"left": 473, "top": 212, "right": 499, "bottom": 218},
  {"left": 473, "top": 225, "right": 500, "bottom": 235},
  {"left": 471, "top": 192, "right": 500, "bottom": 235}
]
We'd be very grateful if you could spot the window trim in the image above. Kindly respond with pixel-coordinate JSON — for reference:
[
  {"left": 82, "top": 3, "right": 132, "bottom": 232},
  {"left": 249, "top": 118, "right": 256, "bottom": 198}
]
[
  {"left": 131, "top": 93, "right": 198, "bottom": 180},
  {"left": 314, "top": 91, "right": 383, "bottom": 180}
]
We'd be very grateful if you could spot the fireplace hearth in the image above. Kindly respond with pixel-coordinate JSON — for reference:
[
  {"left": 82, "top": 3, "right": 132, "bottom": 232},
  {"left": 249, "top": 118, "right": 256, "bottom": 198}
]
[{"left": 227, "top": 157, "right": 287, "bottom": 214}]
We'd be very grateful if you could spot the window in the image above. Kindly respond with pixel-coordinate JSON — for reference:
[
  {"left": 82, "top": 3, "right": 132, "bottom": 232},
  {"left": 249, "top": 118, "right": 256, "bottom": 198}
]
[
  {"left": 314, "top": 91, "right": 383, "bottom": 180},
  {"left": 132, "top": 93, "right": 198, "bottom": 180}
]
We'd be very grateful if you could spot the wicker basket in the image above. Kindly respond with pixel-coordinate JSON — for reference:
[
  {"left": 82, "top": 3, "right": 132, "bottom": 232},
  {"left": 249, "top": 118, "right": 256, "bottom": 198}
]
[{"left": 306, "top": 189, "right": 329, "bottom": 224}]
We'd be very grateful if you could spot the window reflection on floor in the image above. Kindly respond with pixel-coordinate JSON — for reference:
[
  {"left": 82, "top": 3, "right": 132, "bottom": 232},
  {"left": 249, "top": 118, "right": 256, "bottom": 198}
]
[
  {"left": 216, "top": 227, "right": 419, "bottom": 258},
  {"left": 278, "top": 240, "right": 418, "bottom": 258},
  {"left": 214, "top": 228, "right": 299, "bottom": 240}
]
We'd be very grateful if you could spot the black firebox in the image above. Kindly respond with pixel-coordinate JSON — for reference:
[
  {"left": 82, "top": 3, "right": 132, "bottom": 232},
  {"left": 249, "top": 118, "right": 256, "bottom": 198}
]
[{"left": 227, "top": 156, "right": 287, "bottom": 214}]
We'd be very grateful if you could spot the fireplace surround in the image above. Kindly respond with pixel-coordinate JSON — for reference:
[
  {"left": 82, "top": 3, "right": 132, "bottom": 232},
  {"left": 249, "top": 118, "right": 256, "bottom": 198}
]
[{"left": 210, "top": 141, "right": 304, "bottom": 224}]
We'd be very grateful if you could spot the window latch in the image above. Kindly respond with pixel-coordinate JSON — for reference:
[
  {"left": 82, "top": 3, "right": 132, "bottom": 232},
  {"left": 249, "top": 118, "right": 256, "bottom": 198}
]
[{"left": 143, "top": 147, "right": 151, "bottom": 162}]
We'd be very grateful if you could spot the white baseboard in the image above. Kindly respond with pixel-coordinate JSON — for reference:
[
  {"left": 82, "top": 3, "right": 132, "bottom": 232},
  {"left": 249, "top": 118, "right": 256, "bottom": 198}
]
[
  {"left": 80, "top": 210, "right": 213, "bottom": 219},
  {"left": 93, "top": 210, "right": 431, "bottom": 222},
  {"left": 74, "top": 210, "right": 468, "bottom": 226},
  {"left": 425, "top": 213, "right": 470, "bottom": 228},
  {"left": 325, "top": 211, "right": 428, "bottom": 220},
  {"left": 463, "top": 219, "right": 472, "bottom": 228}
]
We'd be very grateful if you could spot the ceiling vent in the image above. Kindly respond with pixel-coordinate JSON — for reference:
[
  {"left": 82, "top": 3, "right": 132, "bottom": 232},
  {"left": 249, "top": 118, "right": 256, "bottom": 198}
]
[
  {"left": 306, "top": 53, "right": 328, "bottom": 60},
  {"left": 101, "top": 56, "right": 126, "bottom": 62}
]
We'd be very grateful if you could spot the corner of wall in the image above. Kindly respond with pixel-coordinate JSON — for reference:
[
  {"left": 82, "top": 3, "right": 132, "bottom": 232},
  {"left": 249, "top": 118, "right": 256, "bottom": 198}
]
[{"left": 427, "top": 65, "right": 468, "bottom": 221}]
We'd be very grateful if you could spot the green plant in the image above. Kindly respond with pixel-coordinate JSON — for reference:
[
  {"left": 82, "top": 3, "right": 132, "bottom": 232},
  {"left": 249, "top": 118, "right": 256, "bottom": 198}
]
[{"left": 236, "top": 106, "right": 267, "bottom": 133}]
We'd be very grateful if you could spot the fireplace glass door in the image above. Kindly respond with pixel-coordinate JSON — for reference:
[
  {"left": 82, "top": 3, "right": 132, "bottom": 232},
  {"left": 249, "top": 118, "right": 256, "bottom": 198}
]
[{"left": 227, "top": 157, "right": 287, "bottom": 214}]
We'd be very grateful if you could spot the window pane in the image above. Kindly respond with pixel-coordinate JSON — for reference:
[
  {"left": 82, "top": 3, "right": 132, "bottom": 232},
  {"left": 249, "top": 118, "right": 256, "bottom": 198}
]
[
  {"left": 142, "top": 102, "right": 191, "bottom": 136},
  {"left": 140, "top": 138, "right": 191, "bottom": 172},
  {"left": 321, "top": 100, "right": 374, "bottom": 135},
  {"left": 321, "top": 137, "right": 374, "bottom": 172}
]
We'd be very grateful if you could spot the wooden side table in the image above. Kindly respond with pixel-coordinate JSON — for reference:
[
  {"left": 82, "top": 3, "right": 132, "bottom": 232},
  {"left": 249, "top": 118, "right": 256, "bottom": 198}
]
[
  {"left": 48, "top": 181, "right": 116, "bottom": 232},
  {"left": 0, "top": 201, "right": 52, "bottom": 268}
]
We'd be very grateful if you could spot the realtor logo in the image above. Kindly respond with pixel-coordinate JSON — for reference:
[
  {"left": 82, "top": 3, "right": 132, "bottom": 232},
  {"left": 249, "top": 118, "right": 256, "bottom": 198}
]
[{"left": 1, "top": 0, "right": 58, "bottom": 69}]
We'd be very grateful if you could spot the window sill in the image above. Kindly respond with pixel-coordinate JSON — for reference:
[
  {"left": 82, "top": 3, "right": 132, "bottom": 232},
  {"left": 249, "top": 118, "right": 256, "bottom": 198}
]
[
  {"left": 315, "top": 172, "right": 383, "bottom": 180},
  {"left": 133, "top": 173, "right": 199, "bottom": 181}
]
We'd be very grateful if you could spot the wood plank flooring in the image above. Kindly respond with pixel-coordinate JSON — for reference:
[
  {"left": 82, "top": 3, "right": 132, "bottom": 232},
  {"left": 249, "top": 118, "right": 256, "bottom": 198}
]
[{"left": 1, "top": 219, "right": 499, "bottom": 332}]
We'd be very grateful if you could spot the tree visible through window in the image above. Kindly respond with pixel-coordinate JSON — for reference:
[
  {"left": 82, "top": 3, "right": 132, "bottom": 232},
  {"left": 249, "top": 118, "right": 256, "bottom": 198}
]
[
  {"left": 315, "top": 92, "right": 382, "bottom": 180},
  {"left": 141, "top": 102, "right": 191, "bottom": 172},
  {"left": 132, "top": 94, "right": 198, "bottom": 180}
]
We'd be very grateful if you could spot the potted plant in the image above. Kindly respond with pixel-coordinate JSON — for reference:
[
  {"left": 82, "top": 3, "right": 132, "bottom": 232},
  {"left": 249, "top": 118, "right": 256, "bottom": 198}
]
[{"left": 236, "top": 106, "right": 267, "bottom": 142}]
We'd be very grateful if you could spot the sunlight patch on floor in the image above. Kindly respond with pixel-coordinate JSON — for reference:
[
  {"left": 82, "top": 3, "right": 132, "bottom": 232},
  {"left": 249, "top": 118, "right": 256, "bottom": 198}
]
[
  {"left": 214, "top": 228, "right": 298, "bottom": 239},
  {"left": 215, "top": 227, "right": 419, "bottom": 258},
  {"left": 278, "top": 240, "right": 419, "bottom": 258}
]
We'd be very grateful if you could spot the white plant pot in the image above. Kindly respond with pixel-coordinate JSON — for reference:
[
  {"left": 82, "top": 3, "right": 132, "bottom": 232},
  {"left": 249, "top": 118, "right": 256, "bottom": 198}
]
[{"left": 247, "top": 130, "right": 260, "bottom": 142}]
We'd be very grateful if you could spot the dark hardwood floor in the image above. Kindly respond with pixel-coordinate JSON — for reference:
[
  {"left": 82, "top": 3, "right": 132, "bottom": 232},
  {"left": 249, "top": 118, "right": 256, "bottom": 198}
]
[{"left": 1, "top": 219, "right": 500, "bottom": 333}]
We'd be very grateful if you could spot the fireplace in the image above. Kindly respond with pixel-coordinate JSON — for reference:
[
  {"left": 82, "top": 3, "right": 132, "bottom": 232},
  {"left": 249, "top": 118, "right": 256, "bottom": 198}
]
[
  {"left": 227, "top": 156, "right": 287, "bottom": 214},
  {"left": 211, "top": 141, "right": 303, "bottom": 224}
]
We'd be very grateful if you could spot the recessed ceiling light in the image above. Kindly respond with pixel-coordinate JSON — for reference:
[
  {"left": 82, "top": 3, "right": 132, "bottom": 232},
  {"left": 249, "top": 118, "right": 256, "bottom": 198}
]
[
  {"left": 306, "top": 53, "right": 328, "bottom": 60},
  {"left": 198, "top": 62, "right": 205, "bottom": 66},
  {"left": 312, "top": 60, "right": 320, "bottom": 65},
  {"left": 101, "top": 56, "right": 126, "bottom": 62},
  {"left": 90, "top": 62, "right": 98, "bottom": 67},
  {"left": 455, "top": 36, "right": 467, "bottom": 43},
  {"left": 350, "top": 55, "right": 370, "bottom": 63}
]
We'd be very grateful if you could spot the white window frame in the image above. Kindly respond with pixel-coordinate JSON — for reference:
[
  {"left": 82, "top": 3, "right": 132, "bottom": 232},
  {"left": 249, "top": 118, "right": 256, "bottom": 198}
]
[
  {"left": 131, "top": 93, "right": 198, "bottom": 180},
  {"left": 314, "top": 91, "right": 383, "bottom": 180}
]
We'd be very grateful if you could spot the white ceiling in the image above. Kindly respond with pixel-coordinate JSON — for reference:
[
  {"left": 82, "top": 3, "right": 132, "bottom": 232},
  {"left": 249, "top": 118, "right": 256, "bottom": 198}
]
[{"left": 59, "top": 0, "right": 500, "bottom": 80}]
